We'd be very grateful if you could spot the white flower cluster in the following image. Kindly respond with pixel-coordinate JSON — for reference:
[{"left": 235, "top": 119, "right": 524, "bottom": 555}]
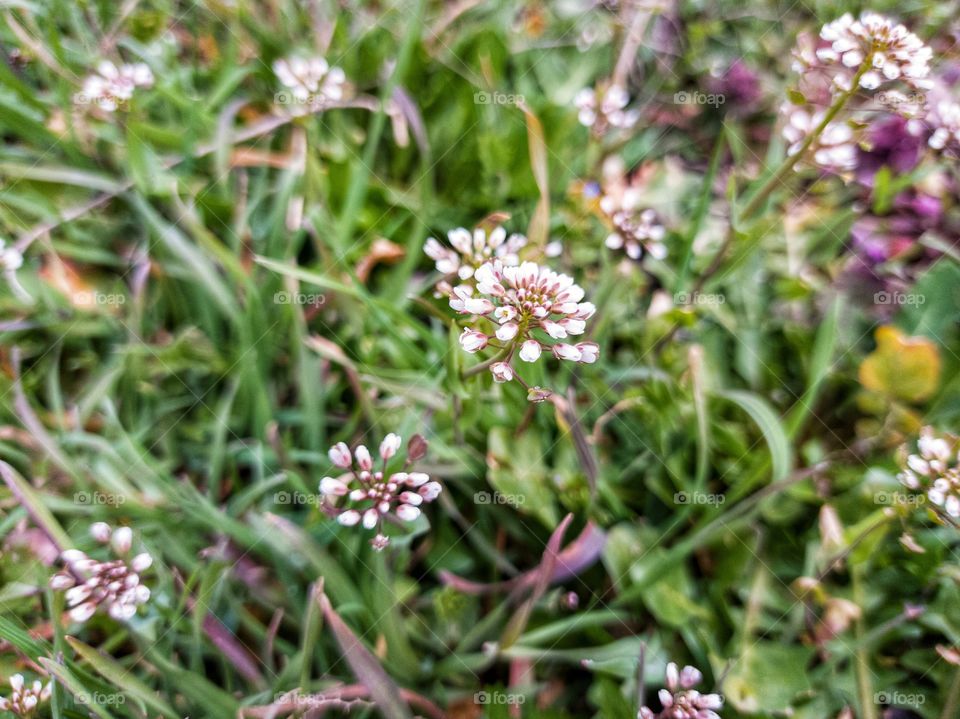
[
  {"left": 928, "top": 100, "right": 960, "bottom": 156},
  {"left": 0, "top": 675, "right": 51, "bottom": 717},
  {"left": 575, "top": 83, "right": 639, "bottom": 133},
  {"left": 782, "top": 106, "right": 858, "bottom": 174},
  {"left": 899, "top": 427, "right": 960, "bottom": 519},
  {"left": 79, "top": 60, "right": 154, "bottom": 112},
  {"left": 321, "top": 434, "right": 441, "bottom": 550},
  {"left": 274, "top": 55, "right": 347, "bottom": 106},
  {"left": 817, "top": 13, "right": 932, "bottom": 92},
  {"left": 600, "top": 194, "right": 667, "bottom": 261},
  {"left": 453, "top": 260, "right": 598, "bottom": 385},
  {"left": 424, "top": 226, "right": 527, "bottom": 299},
  {"left": 50, "top": 523, "right": 153, "bottom": 622},
  {"left": 638, "top": 663, "right": 723, "bottom": 719}
]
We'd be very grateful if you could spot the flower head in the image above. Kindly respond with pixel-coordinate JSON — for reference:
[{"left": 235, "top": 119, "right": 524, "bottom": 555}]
[
  {"left": 319, "top": 434, "right": 441, "bottom": 550},
  {"left": 816, "top": 13, "right": 932, "bottom": 93},
  {"left": 0, "top": 675, "right": 51, "bottom": 717},
  {"left": 575, "top": 83, "right": 639, "bottom": 134},
  {"left": 424, "top": 226, "right": 527, "bottom": 284},
  {"left": 782, "top": 105, "right": 858, "bottom": 175},
  {"left": 274, "top": 55, "right": 347, "bottom": 106},
  {"left": 451, "top": 260, "right": 598, "bottom": 385},
  {"left": 79, "top": 60, "right": 153, "bottom": 112},
  {"left": 638, "top": 663, "right": 723, "bottom": 719},
  {"left": 50, "top": 524, "right": 153, "bottom": 622},
  {"left": 898, "top": 427, "right": 960, "bottom": 519}
]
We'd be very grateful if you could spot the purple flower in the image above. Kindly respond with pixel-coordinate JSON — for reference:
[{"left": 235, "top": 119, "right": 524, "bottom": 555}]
[{"left": 856, "top": 115, "right": 924, "bottom": 184}]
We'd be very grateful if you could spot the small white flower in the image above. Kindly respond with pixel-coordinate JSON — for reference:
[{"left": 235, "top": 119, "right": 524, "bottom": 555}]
[
  {"left": 575, "top": 83, "right": 639, "bottom": 133},
  {"left": 338, "top": 510, "right": 361, "bottom": 526},
  {"left": 459, "top": 328, "right": 489, "bottom": 353},
  {"left": 425, "top": 225, "right": 527, "bottom": 285},
  {"left": 491, "top": 361, "right": 514, "bottom": 383},
  {"left": 78, "top": 60, "right": 153, "bottom": 112},
  {"left": 274, "top": 55, "right": 347, "bottom": 107}
]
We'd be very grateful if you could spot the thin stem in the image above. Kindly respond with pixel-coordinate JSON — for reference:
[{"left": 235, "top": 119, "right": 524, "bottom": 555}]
[
  {"left": 739, "top": 67, "right": 866, "bottom": 223},
  {"left": 941, "top": 665, "right": 960, "bottom": 719},
  {"left": 461, "top": 346, "right": 511, "bottom": 379}
]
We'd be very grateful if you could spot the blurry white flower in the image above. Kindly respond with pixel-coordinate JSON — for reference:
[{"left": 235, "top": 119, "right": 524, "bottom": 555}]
[
  {"left": 0, "top": 239, "right": 23, "bottom": 272},
  {"left": 598, "top": 167, "right": 667, "bottom": 261},
  {"left": 817, "top": 13, "right": 932, "bottom": 92},
  {"left": 274, "top": 55, "right": 347, "bottom": 106},
  {"left": 575, "top": 83, "right": 639, "bottom": 133},
  {"left": 638, "top": 662, "right": 723, "bottom": 719},
  {"left": 78, "top": 60, "right": 153, "bottom": 111},
  {"left": 899, "top": 427, "right": 960, "bottom": 519},
  {"left": 318, "top": 434, "right": 441, "bottom": 550},
  {"left": 424, "top": 226, "right": 527, "bottom": 284},
  {"left": 0, "top": 674, "right": 51, "bottom": 717},
  {"left": 928, "top": 100, "right": 960, "bottom": 156},
  {"left": 782, "top": 105, "right": 858, "bottom": 174},
  {"left": 50, "top": 524, "right": 152, "bottom": 623},
  {"left": 451, "top": 260, "right": 598, "bottom": 385}
]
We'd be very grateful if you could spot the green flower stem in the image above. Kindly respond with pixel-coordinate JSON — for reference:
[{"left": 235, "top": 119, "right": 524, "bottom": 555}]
[
  {"left": 739, "top": 65, "right": 867, "bottom": 223},
  {"left": 461, "top": 345, "right": 512, "bottom": 379}
]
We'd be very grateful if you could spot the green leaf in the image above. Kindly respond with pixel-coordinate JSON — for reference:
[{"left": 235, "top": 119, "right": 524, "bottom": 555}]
[
  {"left": 487, "top": 427, "right": 559, "bottom": 528},
  {"left": 714, "top": 390, "right": 793, "bottom": 482}
]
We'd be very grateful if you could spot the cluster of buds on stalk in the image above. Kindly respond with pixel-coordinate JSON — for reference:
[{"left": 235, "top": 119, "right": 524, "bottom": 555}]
[
  {"left": 783, "top": 12, "right": 933, "bottom": 176},
  {"left": 451, "top": 260, "right": 598, "bottom": 399},
  {"left": 638, "top": 663, "right": 723, "bottom": 719},
  {"left": 320, "top": 433, "right": 441, "bottom": 550},
  {"left": 424, "top": 224, "right": 527, "bottom": 297},
  {"left": 0, "top": 675, "right": 51, "bottom": 717},
  {"left": 50, "top": 523, "right": 153, "bottom": 622}
]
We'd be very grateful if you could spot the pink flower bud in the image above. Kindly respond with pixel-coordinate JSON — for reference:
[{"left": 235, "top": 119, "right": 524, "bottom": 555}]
[
  {"left": 328, "top": 442, "right": 352, "bottom": 468},
  {"left": 459, "top": 328, "right": 488, "bottom": 353}
]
